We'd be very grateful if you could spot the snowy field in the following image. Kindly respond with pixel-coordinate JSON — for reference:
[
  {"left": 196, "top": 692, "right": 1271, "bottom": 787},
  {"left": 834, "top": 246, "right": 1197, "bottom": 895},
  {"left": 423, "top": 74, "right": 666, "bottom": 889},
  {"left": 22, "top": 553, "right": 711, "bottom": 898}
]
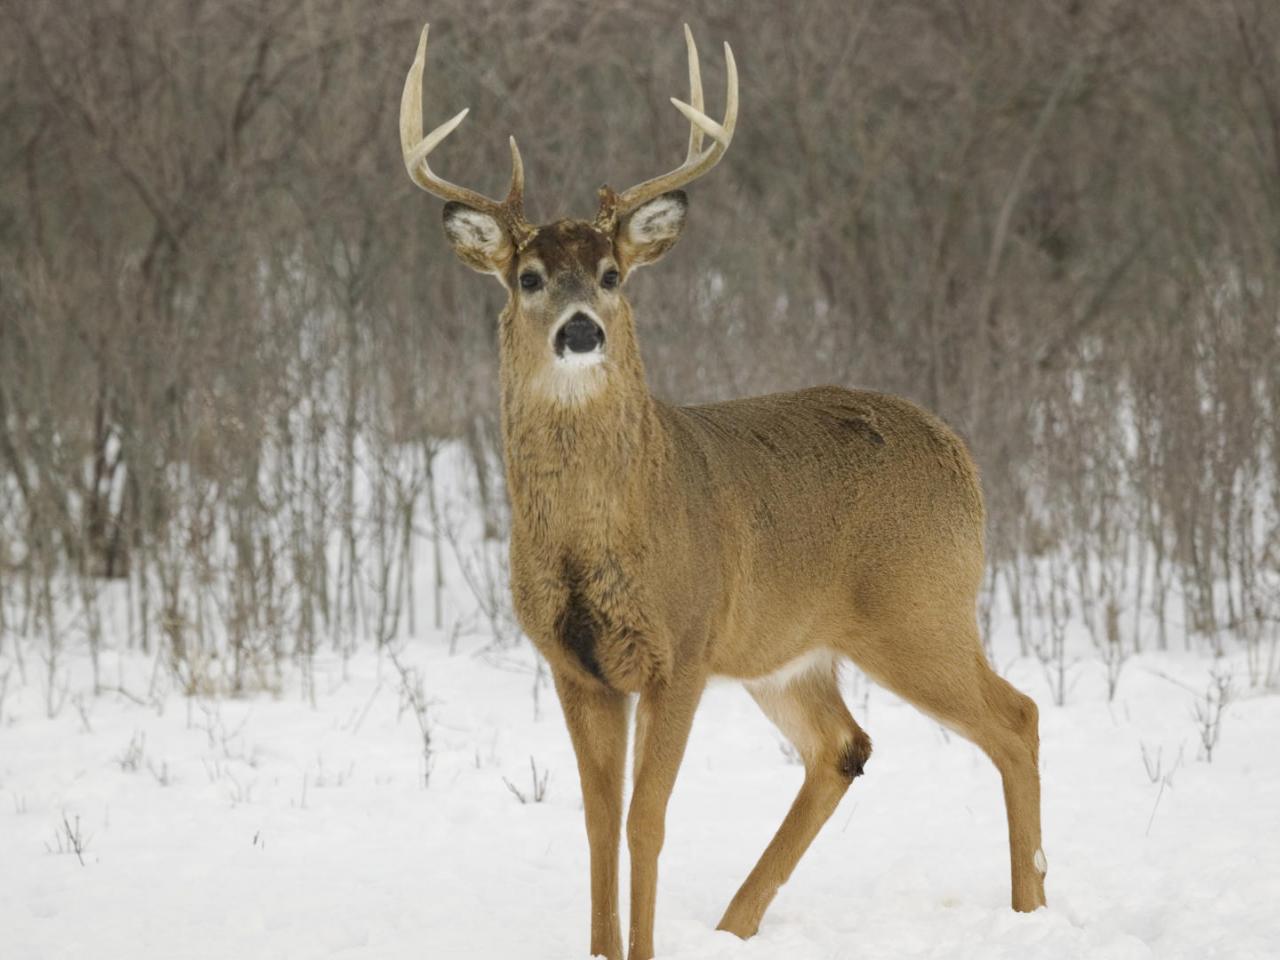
[{"left": 2, "top": 615, "right": 1278, "bottom": 960}]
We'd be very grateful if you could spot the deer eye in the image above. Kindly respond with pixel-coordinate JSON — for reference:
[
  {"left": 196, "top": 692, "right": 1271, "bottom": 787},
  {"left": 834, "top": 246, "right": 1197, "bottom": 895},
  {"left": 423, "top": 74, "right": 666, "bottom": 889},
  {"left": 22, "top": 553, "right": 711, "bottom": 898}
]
[
  {"left": 518, "top": 271, "right": 543, "bottom": 292},
  {"left": 601, "top": 268, "right": 620, "bottom": 290}
]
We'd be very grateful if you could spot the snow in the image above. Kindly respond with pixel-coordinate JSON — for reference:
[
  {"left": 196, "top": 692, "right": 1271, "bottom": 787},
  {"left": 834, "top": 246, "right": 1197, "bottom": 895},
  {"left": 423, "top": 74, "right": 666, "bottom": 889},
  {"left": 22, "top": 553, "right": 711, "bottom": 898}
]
[{"left": 2, "top": 627, "right": 1278, "bottom": 960}]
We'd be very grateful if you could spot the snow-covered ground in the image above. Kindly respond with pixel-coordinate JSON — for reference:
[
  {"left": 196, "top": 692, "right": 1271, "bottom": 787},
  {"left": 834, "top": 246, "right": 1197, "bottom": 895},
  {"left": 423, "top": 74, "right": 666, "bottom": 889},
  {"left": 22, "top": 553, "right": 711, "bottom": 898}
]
[{"left": 2, "top": 621, "right": 1277, "bottom": 959}]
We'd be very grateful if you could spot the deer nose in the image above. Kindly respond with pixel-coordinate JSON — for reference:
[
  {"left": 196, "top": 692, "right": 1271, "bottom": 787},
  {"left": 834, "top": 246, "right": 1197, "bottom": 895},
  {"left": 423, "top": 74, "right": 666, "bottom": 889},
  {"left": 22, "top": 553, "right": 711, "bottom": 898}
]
[{"left": 555, "top": 313, "right": 605, "bottom": 356}]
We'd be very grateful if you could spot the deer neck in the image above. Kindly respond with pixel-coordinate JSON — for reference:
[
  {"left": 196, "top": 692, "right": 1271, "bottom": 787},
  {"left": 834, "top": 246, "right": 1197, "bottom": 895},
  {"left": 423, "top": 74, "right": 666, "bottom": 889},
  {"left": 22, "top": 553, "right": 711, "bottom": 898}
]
[{"left": 499, "top": 328, "right": 666, "bottom": 546}]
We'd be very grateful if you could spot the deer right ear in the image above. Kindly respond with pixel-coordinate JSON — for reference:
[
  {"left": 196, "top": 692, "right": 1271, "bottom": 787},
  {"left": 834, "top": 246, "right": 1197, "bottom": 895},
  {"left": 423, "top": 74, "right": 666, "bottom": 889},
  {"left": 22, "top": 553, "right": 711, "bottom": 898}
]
[{"left": 442, "top": 201, "right": 515, "bottom": 276}]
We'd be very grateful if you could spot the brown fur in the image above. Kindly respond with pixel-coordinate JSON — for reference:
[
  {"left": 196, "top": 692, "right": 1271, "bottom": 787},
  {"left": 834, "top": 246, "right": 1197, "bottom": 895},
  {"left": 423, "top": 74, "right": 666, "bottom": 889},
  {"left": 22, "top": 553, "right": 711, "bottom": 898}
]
[{"left": 436, "top": 198, "right": 1047, "bottom": 960}]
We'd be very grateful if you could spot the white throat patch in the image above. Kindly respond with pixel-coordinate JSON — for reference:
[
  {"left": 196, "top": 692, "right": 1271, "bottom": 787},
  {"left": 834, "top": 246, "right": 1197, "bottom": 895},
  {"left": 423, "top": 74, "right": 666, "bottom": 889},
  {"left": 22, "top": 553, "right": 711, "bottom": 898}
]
[{"left": 535, "top": 353, "right": 608, "bottom": 405}]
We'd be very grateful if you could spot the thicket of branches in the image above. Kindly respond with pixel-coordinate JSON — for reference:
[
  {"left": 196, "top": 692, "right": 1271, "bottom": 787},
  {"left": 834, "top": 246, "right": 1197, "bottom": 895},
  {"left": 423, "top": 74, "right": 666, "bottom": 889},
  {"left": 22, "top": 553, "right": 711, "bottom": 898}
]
[{"left": 2, "top": 0, "right": 1278, "bottom": 696}]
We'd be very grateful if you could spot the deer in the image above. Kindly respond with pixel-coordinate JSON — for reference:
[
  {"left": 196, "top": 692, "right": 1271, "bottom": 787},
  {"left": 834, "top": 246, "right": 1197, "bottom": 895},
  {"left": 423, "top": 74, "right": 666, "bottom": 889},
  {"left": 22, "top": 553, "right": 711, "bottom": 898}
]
[{"left": 400, "top": 23, "right": 1047, "bottom": 960}]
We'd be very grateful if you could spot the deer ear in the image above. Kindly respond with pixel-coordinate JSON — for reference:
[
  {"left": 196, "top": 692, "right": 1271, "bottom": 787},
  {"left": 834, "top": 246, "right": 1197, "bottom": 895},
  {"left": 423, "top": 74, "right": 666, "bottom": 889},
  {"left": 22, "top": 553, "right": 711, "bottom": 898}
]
[
  {"left": 442, "top": 201, "right": 515, "bottom": 276},
  {"left": 616, "top": 191, "right": 687, "bottom": 272}
]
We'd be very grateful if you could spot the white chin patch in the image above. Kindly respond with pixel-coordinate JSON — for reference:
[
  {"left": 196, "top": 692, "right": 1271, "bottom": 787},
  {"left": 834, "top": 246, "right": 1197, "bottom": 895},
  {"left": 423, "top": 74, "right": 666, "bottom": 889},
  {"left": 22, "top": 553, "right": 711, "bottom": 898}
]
[
  {"left": 1034, "top": 848, "right": 1048, "bottom": 875},
  {"left": 556, "top": 348, "right": 605, "bottom": 369}
]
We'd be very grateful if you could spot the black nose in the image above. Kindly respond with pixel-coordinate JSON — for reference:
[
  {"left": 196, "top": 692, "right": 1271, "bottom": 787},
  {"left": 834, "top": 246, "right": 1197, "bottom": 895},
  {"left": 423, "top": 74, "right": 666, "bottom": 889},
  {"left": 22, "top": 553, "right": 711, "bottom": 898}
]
[{"left": 555, "top": 313, "right": 605, "bottom": 356}]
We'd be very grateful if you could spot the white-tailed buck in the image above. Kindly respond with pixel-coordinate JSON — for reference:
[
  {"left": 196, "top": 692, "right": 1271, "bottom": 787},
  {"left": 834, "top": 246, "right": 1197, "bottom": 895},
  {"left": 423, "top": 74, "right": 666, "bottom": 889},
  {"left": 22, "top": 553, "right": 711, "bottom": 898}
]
[{"left": 401, "top": 23, "right": 1047, "bottom": 960}]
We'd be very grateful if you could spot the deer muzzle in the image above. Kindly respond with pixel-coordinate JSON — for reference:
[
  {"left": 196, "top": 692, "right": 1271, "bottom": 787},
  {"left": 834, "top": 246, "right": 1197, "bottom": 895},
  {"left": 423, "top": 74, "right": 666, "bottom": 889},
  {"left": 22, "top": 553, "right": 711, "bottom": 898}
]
[{"left": 555, "top": 312, "right": 606, "bottom": 358}]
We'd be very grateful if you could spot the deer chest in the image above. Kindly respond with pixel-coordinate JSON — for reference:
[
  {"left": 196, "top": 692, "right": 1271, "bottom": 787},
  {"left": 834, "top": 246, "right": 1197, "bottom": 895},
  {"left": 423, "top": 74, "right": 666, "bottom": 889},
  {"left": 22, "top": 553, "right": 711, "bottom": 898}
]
[{"left": 513, "top": 546, "right": 668, "bottom": 692}]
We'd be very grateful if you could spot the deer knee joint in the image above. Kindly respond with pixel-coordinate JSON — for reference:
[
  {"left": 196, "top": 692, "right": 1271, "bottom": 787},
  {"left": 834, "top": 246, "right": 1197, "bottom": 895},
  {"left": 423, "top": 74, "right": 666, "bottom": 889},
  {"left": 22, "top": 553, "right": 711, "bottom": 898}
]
[
  {"left": 1016, "top": 692, "right": 1039, "bottom": 736},
  {"left": 626, "top": 805, "right": 665, "bottom": 857},
  {"left": 1011, "top": 691, "right": 1040, "bottom": 760},
  {"left": 837, "top": 730, "right": 873, "bottom": 782}
]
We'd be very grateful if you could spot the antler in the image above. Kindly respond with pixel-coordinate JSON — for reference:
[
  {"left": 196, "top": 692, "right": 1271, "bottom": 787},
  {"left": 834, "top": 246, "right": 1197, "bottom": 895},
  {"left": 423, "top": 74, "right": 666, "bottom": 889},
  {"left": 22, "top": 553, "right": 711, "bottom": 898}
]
[
  {"left": 400, "top": 24, "right": 535, "bottom": 245},
  {"left": 597, "top": 25, "right": 738, "bottom": 230}
]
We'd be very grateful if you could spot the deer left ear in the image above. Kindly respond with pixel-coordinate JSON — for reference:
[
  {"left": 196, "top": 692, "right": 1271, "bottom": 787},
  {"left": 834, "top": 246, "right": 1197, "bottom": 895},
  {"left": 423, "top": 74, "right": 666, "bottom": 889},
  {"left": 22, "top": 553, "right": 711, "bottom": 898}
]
[{"left": 616, "top": 191, "right": 687, "bottom": 272}]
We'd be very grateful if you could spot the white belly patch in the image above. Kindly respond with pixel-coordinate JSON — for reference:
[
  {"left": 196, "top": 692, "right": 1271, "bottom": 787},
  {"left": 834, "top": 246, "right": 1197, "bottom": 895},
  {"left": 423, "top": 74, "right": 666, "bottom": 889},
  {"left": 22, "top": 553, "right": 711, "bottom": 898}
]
[{"left": 744, "top": 649, "right": 835, "bottom": 692}]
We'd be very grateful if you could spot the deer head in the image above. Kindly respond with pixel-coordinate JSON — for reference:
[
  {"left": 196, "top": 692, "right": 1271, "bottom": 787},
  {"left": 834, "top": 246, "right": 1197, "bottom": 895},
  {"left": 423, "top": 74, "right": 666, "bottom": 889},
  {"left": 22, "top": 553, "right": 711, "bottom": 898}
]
[{"left": 400, "top": 24, "right": 737, "bottom": 405}]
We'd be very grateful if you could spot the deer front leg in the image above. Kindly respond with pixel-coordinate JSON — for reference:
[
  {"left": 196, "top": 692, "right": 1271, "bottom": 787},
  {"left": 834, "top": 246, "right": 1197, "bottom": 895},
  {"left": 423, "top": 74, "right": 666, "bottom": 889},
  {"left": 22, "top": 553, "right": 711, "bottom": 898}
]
[
  {"left": 553, "top": 670, "right": 630, "bottom": 960},
  {"left": 626, "top": 670, "right": 705, "bottom": 960}
]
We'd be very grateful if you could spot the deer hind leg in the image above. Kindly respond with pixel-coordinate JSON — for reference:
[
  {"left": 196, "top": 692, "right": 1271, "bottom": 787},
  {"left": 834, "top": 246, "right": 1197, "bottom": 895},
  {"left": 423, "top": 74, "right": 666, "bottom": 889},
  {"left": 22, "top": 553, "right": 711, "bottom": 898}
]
[
  {"left": 859, "top": 623, "right": 1046, "bottom": 912},
  {"left": 718, "top": 655, "right": 872, "bottom": 939}
]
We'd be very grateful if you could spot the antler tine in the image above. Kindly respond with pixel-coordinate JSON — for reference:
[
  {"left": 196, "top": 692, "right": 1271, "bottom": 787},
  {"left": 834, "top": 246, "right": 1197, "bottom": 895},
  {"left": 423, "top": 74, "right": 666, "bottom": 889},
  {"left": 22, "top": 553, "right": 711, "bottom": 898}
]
[
  {"left": 505, "top": 136, "right": 525, "bottom": 207},
  {"left": 400, "top": 24, "right": 530, "bottom": 228},
  {"left": 603, "top": 28, "right": 737, "bottom": 221},
  {"left": 683, "top": 23, "right": 705, "bottom": 161}
]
